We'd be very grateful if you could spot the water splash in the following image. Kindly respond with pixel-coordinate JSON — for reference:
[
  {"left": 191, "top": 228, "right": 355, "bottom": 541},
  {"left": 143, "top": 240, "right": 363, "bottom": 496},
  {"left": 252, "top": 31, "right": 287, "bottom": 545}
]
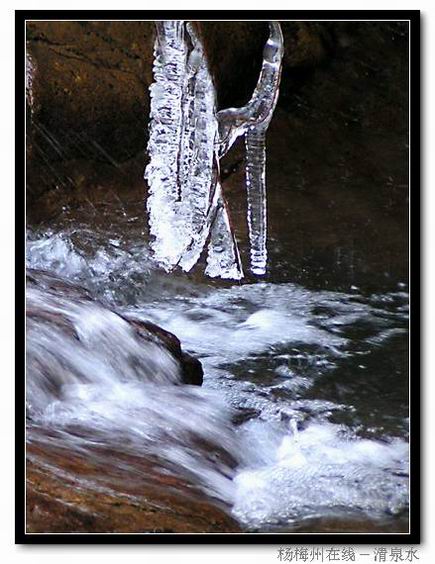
[
  {"left": 233, "top": 421, "right": 408, "bottom": 529},
  {"left": 26, "top": 269, "right": 240, "bottom": 503},
  {"left": 145, "top": 21, "right": 283, "bottom": 279},
  {"left": 26, "top": 228, "right": 410, "bottom": 529}
]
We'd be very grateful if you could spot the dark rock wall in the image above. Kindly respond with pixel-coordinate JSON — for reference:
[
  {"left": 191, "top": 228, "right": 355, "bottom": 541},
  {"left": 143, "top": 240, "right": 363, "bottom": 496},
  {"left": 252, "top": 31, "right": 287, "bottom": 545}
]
[
  {"left": 25, "top": 20, "right": 409, "bottom": 286},
  {"left": 23, "top": 22, "right": 334, "bottom": 198}
]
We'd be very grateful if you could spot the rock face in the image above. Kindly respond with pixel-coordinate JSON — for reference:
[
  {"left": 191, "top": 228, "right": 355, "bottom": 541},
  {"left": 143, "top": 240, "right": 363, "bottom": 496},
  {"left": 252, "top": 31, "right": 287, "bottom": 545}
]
[
  {"left": 27, "top": 443, "right": 239, "bottom": 533},
  {"left": 24, "top": 20, "right": 336, "bottom": 203},
  {"left": 25, "top": 20, "right": 409, "bottom": 289}
]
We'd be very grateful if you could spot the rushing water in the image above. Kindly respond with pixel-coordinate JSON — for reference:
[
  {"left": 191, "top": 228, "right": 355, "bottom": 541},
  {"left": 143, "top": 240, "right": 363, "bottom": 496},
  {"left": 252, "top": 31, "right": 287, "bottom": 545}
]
[{"left": 26, "top": 195, "right": 409, "bottom": 532}]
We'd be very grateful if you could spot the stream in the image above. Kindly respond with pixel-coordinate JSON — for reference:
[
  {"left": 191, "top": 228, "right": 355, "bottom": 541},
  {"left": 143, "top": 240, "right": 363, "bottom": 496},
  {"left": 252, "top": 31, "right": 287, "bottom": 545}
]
[{"left": 26, "top": 192, "right": 409, "bottom": 533}]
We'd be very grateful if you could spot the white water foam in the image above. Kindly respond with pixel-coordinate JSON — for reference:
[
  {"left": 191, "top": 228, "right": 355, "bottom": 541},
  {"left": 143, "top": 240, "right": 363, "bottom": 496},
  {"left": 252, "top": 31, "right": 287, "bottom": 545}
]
[
  {"left": 233, "top": 420, "right": 408, "bottom": 528},
  {"left": 26, "top": 230, "right": 409, "bottom": 528}
]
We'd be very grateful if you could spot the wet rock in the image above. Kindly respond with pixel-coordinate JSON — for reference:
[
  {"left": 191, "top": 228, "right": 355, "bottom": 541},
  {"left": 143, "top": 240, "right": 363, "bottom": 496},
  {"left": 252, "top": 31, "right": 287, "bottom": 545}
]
[
  {"left": 280, "top": 22, "right": 334, "bottom": 70},
  {"left": 128, "top": 318, "right": 203, "bottom": 386},
  {"left": 26, "top": 21, "right": 154, "bottom": 154},
  {"left": 26, "top": 21, "right": 154, "bottom": 203},
  {"left": 27, "top": 269, "right": 203, "bottom": 386},
  {"left": 274, "top": 515, "right": 409, "bottom": 534},
  {"left": 26, "top": 442, "right": 239, "bottom": 533}
]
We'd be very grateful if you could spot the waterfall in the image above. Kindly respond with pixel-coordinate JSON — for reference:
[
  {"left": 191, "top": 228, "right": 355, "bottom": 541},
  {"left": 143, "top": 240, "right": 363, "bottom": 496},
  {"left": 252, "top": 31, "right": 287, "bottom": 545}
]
[{"left": 145, "top": 21, "right": 283, "bottom": 279}]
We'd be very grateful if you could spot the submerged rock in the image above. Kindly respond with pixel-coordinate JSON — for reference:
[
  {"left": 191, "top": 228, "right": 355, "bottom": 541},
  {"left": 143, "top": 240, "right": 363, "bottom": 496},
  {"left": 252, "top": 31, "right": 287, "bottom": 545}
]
[
  {"left": 128, "top": 318, "right": 203, "bottom": 386},
  {"left": 25, "top": 270, "right": 240, "bottom": 533},
  {"left": 26, "top": 269, "right": 203, "bottom": 387}
]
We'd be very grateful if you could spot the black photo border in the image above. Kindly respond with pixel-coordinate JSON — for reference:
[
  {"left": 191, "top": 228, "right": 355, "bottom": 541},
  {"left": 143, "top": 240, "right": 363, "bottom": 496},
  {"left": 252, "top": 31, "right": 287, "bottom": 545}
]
[{"left": 15, "top": 9, "right": 421, "bottom": 545}]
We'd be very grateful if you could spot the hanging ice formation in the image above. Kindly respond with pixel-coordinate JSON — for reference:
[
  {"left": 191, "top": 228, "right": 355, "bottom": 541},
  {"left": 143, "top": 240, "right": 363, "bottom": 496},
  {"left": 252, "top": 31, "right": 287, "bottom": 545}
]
[{"left": 145, "top": 21, "right": 283, "bottom": 279}]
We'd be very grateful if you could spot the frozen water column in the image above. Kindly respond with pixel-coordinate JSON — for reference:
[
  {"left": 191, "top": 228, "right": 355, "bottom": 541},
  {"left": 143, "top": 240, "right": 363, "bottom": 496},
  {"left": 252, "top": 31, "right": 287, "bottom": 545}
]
[
  {"left": 145, "top": 20, "right": 244, "bottom": 280},
  {"left": 216, "top": 22, "right": 284, "bottom": 276},
  {"left": 145, "top": 21, "right": 283, "bottom": 280},
  {"left": 245, "top": 22, "right": 284, "bottom": 275},
  {"left": 145, "top": 21, "right": 190, "bottom": 270}
]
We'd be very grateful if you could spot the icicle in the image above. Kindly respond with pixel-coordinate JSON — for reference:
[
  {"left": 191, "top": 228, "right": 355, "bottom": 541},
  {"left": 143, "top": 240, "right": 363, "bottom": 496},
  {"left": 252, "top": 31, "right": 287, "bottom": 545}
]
[
  {"left": 177, "top": 23, "right": 222, "bottom": 272},
  {"left": 145, "top": 21, "right": 283, "bottom": 280},
  {"left": 245, "top": 127, "right": 267, "bottom": 275},
  {"left": 145, "top": 21, "right": 190, "bottom": 270},
  {"left": 216, "top": 22, "right": 283, "bottom": 276},
  {"left": 145, "top": 21, "right": 241, "bottom": 276},
  {"left": 205, "top": 181, "right": 244, "bottom": 280},
  {"left": 245, "top": 22, "right": 283, "bottom": 276},
  {"left": 216, "top": 22, "right": 284, "bottom": 156},
  {"left": 26, "top": 50, "right": 36, "bottom": 113}
]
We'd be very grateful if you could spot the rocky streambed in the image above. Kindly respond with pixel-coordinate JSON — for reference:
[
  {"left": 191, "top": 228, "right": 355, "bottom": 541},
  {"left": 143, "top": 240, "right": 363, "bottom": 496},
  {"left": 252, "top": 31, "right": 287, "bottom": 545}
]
[{"left": 25, "top": 20, "right": 410, "bottom": 534}]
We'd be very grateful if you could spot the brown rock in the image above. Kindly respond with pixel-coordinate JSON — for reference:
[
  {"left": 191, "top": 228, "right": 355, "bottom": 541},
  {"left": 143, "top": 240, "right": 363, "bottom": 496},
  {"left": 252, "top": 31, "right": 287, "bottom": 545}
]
[
  {"left": 27, "top": 268, "right": 203, "bottom": 386},
  {"left": 127, "top": 318, "right": 203, "bottom": 386},
  {"left": 25, "top": 20, "right": 335, "bottom": 203},
  {"left": 26, "top": 439, "right": 239, "bottom": 533}
]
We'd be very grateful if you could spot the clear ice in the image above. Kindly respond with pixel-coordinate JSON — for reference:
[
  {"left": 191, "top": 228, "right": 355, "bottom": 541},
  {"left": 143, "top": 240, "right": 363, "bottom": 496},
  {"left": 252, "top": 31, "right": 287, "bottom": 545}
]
[{"left": 145, "top": 21, "right": 283, "bottom": 279}]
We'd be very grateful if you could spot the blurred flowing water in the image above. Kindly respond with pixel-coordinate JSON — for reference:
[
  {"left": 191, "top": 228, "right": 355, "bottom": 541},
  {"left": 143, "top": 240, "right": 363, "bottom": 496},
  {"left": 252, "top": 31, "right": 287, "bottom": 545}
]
[{"left": 26, "top": 196, "right": 409, "bottom": 532}]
